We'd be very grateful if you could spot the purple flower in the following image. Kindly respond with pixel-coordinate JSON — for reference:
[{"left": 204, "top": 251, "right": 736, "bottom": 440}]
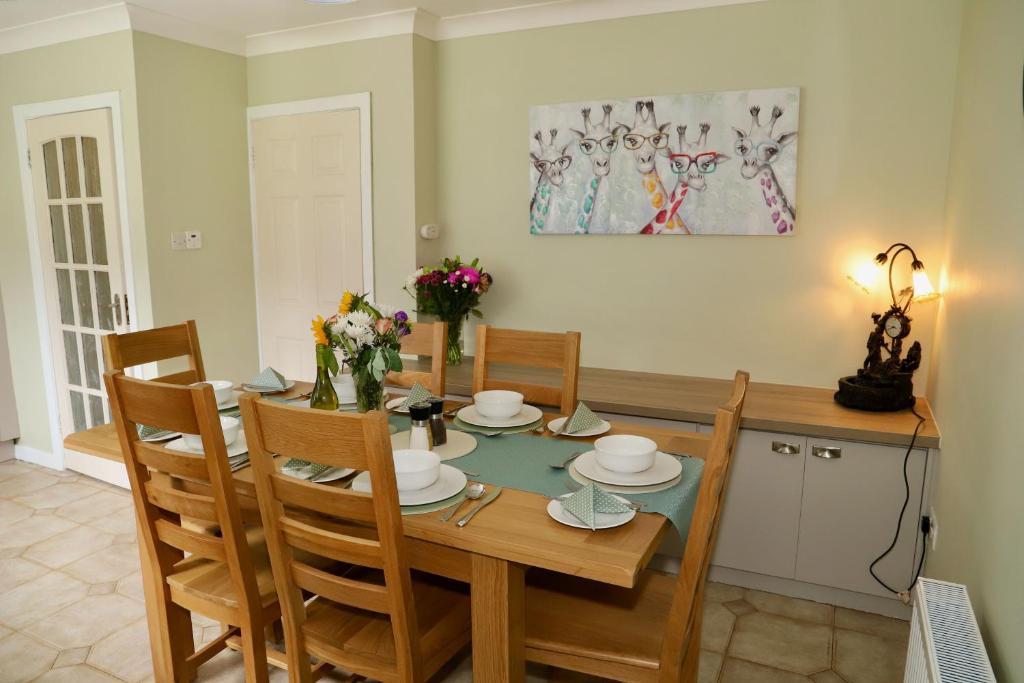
[{"left": 394, "top": 310, "right": 408, "bottom": 323}]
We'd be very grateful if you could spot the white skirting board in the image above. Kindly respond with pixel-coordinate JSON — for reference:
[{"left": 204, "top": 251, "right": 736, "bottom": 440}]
[
  {"left": 64, "top": 449, "right": 130, "bottom": 488},
  {"left": 15, "top": 443, "right": 64, "bottom": 470}
]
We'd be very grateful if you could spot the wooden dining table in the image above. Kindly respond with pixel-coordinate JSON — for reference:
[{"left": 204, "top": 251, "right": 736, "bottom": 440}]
[{"left": 62, "top": 382, "right": 714, "bottom": 681}]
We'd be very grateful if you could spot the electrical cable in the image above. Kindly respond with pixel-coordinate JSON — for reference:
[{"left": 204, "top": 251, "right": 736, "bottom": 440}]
[{"left": 869, "top": 403, "right": 928, "bottom": 594}]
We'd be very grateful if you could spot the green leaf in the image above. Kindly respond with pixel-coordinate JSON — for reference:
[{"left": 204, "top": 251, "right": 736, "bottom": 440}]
[
  {"left": 386, "top": 347, "right": 403, "bottom": 372},
  {"left": 470, "top": 308, "right": 483, "bottom": 319},
  {"left": 370, "top": 348, "right": 386, "bottom": 381},
  {"left": 327, "top": 351, "right": 340, "bottom": 376}
]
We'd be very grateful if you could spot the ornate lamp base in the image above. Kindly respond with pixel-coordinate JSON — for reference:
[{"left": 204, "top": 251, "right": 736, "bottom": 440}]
[{"left": 834, "top": 371, "right": 916, "bottom": 412}]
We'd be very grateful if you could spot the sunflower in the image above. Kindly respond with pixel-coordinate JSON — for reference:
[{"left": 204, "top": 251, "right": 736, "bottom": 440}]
[
  {"left": 338, "top": 291, "right": 356, "bottom": 315},
  {"left": 311, "top": 315, "right": 329, "bottom": 346}
]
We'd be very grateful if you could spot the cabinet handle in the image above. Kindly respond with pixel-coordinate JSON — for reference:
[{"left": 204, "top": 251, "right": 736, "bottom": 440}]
[
  {"left": 811, "top": 446, "right": 842, "bottom": 459},
  {"left": 771, "top": 441, "right": 801, "bottom": 455}
]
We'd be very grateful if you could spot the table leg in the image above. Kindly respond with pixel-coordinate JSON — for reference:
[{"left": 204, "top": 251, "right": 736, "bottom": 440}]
[{"left": 471, "top": 555, "right": 526, "bottom": 682}]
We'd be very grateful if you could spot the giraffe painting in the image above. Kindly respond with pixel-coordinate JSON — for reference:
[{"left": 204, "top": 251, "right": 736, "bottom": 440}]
[
  {"left": 570, "top": 105, "right": 627, "bottom": 234},
  {"left": 529, "top": 129, "right": 572, "bottom": 234},
  {"left": 641, "top": 122, "right": 731, "bottom": 234},
  {"left": 620, "top": 100, "right": 686, "bottom": 234},
  {"left": 733, "top": 105, "right": 798, "bottom": 234}
]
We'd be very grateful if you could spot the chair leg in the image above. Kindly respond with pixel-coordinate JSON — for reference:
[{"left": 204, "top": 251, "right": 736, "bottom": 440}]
[{"left": 240, "top": 626, "right": 271, "bottom": 683}]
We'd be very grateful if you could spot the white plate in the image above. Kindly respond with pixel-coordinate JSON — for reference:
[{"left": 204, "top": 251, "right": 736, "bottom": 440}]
[
  {"left": 166, "top": 430, "right": 249, "bottom": 459},
  {"left": 390, "top": 429, "right": 478, "bottom": 460},
  {"left": 140, "top": 431, "right": 179, "bottom": 443},
  {"left": 241, "top": 380, "right": 295, "bottom": 394},
  {"left": 547, "top": 416, "right": 611, "bottom": 437},
  {"left": 217, "top": 391, "right": 242, "bottom": 411},
  {"left": 456, "top": 404, "right": 544, "bottom": 428},
  {"left": 282, "top": 465, "right": 355, "bottom": 483},
  {"left": 287, "top": 398, "right": 357, "bottom": 410},
  {"left": 351, "top": 464, "right": 467, "bottom": 506},
  {"left": 546, "top": 493, "right": 636, "bottom": 530},
  {"left": 385, "top": 396, "right": 413, "bottom": 413},
  {"left": 573, "top": 451, "right": 682, "bottom": 487}
]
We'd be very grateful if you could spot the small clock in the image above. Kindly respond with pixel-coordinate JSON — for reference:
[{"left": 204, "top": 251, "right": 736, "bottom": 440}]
[{"left": 883, "top": 312, "right": 910, "bottom": 339}]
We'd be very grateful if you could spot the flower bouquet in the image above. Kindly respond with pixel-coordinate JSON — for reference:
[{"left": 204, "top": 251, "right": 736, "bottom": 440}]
[
  {"left": 405, "top": 257, "right": 492, "bottom": 365},
  {"left": 311, "top": 291, "right": 412, "bottom": 412}
]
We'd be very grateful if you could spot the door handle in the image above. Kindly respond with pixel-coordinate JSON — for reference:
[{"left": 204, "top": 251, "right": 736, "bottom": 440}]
[
  {"left": 107, "top": 293, "right": 122, "bottom": 326},
  {"left": 771, "top": 441, "right": 801, "bottom": 455},
  {"left": 811, "top": 446, "right": 842, "bottom": 459}
]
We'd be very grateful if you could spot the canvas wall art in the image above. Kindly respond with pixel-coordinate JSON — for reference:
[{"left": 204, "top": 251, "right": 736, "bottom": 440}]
[{"left": 528, "top": 87, "right": 799, "bottom": 236}]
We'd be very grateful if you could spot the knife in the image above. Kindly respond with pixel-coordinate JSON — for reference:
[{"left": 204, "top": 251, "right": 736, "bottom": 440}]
[{"left": 456, "top": 487, "right": 503, "bottom": 527}]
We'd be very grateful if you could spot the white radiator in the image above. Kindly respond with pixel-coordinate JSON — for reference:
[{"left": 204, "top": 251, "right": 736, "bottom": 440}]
[{"left": 904, "top": 578, "right": 995, "bottom": 682}]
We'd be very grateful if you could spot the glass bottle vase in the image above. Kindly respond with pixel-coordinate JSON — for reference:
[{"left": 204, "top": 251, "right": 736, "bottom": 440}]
[
  {"left": 445, "top": 320, "right": 464, "bottom": 366},
  {"left": 354, "top": 369, "right": 385, "bottom": 413},
  {"left": 310, "top": 344, "right": 339, "bottom": 411}
]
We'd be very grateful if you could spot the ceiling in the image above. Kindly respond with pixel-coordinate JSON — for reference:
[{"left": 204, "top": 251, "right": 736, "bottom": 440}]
[{"left": 0, "top": 0, "right": 559, "bottom": 35}]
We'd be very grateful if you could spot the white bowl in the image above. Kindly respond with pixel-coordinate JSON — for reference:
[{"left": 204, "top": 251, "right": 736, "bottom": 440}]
[
  {"left": 393, "top": 449, "right": 441, "bottom": 491},
  {"left": 182, "top": 416, "right": 240, "bottom": 451},
  {"left": 194, "top": 380, "right": 234, "bottom": 406},
  {"left": 473, "top": 390, "right": 524, "bottom": 419},
  {"left": 594, "top": 434, "right": 657, "bottom": 473}
]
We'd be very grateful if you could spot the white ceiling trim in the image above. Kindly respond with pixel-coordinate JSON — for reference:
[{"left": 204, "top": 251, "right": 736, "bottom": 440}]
[
  {"left": 125, "top": 4, "right": 246, "bottom": 55},
  {"left": 246, "top": 8, "right": 421, "bottom": 57},
  {"left": 0, "top": 3, "right": 129, "bottom": 56}
]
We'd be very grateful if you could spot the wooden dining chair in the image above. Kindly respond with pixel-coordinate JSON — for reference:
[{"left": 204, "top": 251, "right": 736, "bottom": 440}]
[
  {"left": 102, "top": 319, "right": 205, "bottom": 385},
  {"left": 524, "top": 370, "right": 750, "bottom": 682},
  {"left": 386, "top": 320, "right": 448, "bottom": 396},
  {"left": 239, "top": 395, "right": 471, "bottom": 682},
  {"left": 105, "top": 371, "right": 284, "bottom": 683},
  {"left": 472, "top": 324, "right": 582, "bottom": 415}
]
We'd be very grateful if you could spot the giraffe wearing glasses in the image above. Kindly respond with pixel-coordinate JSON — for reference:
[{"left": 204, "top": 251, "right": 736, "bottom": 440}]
[
  {"left": 642, "top": 123, "right": 730, "bottom": 234},
  {"left": 529, "top": 129, "right": 572, "bottom": 234},
  {"left": 570, "top": 105, "right": 627, "bottom": 234},
  {"left": 733, "top": 105, "right": 798, "bottom": 234},
  {"left": 619, "top": 100, "right": 684, "bottom": 234}
]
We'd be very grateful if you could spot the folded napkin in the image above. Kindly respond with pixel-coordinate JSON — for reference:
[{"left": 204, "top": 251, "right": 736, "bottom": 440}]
[
  {"left": 283, "top": 458, "right": 330, "bottom": 480},
  {"left": 400, "top": 382, "right": 436, "bottom": 409},
  {"left": 248, "top": 367, "right": 287, "bottom": 391},
  {"left": 560, "top": 483, "right": 632, "bottom": 530},
  {"left": 562, "top": 402, "right": 603, "bottom": 434},
  {"left": 136, "top": 423, "right": 172, "bottom": 440}
]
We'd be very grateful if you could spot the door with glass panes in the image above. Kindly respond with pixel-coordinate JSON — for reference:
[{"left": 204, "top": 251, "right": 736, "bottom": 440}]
[{"left": 27, "top": 108, "right": 129, "bottom": 436}]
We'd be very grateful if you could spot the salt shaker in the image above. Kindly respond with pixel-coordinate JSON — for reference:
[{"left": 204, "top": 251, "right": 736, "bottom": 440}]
[
  {"left": 427, "top": 397, "right": 447, "bottom": 446},
  {"left": 408, "top": 402, "right": 433, "bottom": 451}
]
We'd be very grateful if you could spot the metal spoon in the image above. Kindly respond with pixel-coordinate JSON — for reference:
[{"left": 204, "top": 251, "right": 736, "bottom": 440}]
[
  {"left": 440, "top": 482, "right": 485, "bottom": 522},
  {"left": 549, "top": 451, "right": 584, "bottom": 470}
]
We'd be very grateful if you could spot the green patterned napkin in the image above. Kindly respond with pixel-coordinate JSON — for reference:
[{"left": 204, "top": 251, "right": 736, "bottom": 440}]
[
  {"left": 282, "top": 459, "right": 330, "bottom": 480},
  {"left": 560, "top": 483, "right": 632, "bottom": 530},
  {"left": 400, "top": 382, "right": 436, "bottom": 409},
  {"left": 136, "top": 424, "right": 172, "bottom": 440},
  {"left": 248, "top": 367, "right": 287, "bottom": 391},
  {"left": 562, "top": 402, "right": 603, "bottom": 434}
]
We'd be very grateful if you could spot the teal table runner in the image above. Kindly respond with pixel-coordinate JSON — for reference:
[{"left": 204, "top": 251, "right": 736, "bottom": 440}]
[{"left": 387, "top": 416, "right": 703, "bottom": 544}]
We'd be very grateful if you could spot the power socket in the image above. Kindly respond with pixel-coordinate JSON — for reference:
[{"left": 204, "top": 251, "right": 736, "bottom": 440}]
[
  {"left": 928, "top": 507, "right": 938, "bottom": 551},
  {"left": 185, "top": 231, "right": 202, "bottom": 250}
]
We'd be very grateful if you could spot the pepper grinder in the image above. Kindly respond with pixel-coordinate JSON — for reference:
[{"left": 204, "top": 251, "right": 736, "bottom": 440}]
[
  {"left": 408, "top": 402, "right": 433, "bottom": 451},
  {"left": 427, "top": 397, "right": 447, "bottom": 446}
]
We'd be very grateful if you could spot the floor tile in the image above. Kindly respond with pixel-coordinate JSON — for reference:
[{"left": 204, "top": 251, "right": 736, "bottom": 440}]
[
  {"left": 0, "top": 460, "right": 40, "bottom": 481},
  {"left": 88, "top": 619, "right": 155, "bottom": 682},
  {"left": 834, "top": 628, "right": 907, "bottom": 683},
  {"left": 53, "top": 645, "right": 91, "bottom": 668},
  {"left": 22, "top": 524, "right": 115, "bottom": 569},
  {"left": 834, "top": 607, "right": 909, "bottom": 641},
  {"left": 89, "top": 510, "right": 138, "bottom": 536},
  {"left": 745, "top": 589, "right": 834, "bottom": 626},
  {"left": 116, "top": 571, "right": 145, "bottom": 602},
  {"left": 0, "top": 570, "right": 90, "bottom": 629},
  {"left": 55, "top": 490, "right": 130, "bottom": 524},
  {"left": 0, "top": 556, "right": 49, "bottom": 593},
  {"left": 34, "top": 665, "right": 122, "bottom": 682},
  {"left": 720, "top": 657, "right": 814, "bottom": 682},
  {"left": 64, "top": 542, "right": 140, "bottom": 583},
  {"left": 729, "top": 612, "right": 832, "bottom": 675},
  {"left": 699, "top": 649, "right": 723, "bottom": 683},
  {"left": 701, "top": 599, "right": 736, "bottom": 653},
  {"left": 89, "top": 581, "right": 118, "bottom": 595},
  {"left": 724, "top": 598, "right": 756, "bottom": 616},
  {"left": 25, "top": 593, "right": 146, "bottom": 649},
  {"left": 0, "top": 623, "right": 10, "bottom": 640},
  {"left": 0, "top": 513, "right": 77, "bottom": 549},
  {"left": 0, "top": 470, "right": 62, "bottom": 498},
  {"left": 0, "top": 631, "right": 59, "bottom": 682},
  {"left": 811, "top": 671, "right": 847, "bottom": 682},
  {"left": 705, "top": 581, "right": 746, "bottom": 603},
  {"left": 0, "top": 498, "right": 35, "bottom": 526},
  {"left": 14, "top": 482, "right": 102, "bottom": 509}
]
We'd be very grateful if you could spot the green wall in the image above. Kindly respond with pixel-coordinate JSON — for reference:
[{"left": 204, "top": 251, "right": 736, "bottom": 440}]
[
  {"left": 132, "top": 32, "right": 256, "bottom": 381},
  {"left": 0, "top": 31, "right": 148, "bottom": 453},
  {"left": 926, "top": 0, "right": 1024, "bottom": 677},
  {"left": 434, "top": 0, "right": 962, "bottom": 388}
]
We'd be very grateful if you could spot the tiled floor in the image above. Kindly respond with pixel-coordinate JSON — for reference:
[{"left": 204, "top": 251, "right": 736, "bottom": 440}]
[{"left": 0, "top": 459, "right": 909, "bottom": 682}]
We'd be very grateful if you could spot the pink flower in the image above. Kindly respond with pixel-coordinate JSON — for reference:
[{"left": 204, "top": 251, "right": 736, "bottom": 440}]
[{"left": 375, "top": 318, "right": 393, "bottom": 335}]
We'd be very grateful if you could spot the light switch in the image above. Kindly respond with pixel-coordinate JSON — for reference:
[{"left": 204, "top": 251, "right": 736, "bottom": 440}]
[
  {"left": 185, "top": 231, "right": 202, "bottom": 249},
  {"left": 170, "top": 232, "right": 187, "bottom": 250}
]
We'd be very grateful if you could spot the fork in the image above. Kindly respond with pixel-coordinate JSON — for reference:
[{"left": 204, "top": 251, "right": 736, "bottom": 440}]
[{"left": 549, "top": 451, "right": 583, "bottom": 469}]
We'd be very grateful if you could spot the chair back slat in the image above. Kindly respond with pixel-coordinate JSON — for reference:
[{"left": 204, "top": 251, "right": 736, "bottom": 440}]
[
  {"left": 660, "top": 370, "right": 749, "bottom": 679},
  {"left": 116, "top": 377, "right": 200, "bottom": 435},
  {"left": 473, "top": 325, "right": 581, "bottom": 414},
  {"left": 154, "top": 518, "right": 228, "bottom": 561},
  {"left": 102, "top": 320, "right": 206, "bottom": 384},
  {"left": 241, "top": 394, "right": 424, "bottom": 681},
  {"left": 386, "top": 321, "right": 447, "bottom": 397},
  {"left": 271, "top": 473, "right": 377, "bottom": 525},
  {"left": 291, "top": 562, "right": 391, "bottom": 614},
  {"left": 145, "top": 480, "right": 220, "bottom": 522},
  {"left": 135, "top": 442, "right": 209, "bottom": 480}
]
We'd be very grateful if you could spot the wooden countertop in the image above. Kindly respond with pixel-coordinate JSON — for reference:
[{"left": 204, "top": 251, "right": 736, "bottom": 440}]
[{"left": 404, "top": 358, "right": 940, "bottom": 449}]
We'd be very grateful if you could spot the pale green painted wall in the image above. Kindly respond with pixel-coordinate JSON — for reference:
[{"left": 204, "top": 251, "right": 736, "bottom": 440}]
[
  {"left": 247, "top": 35, "right": 418, "bottom": 311},
  {"left": 0, "top": 31, "right": 149, "bottom": 452},
  {"left": 413, "top": 34, "right": 441, "bottom": 268},
  {"left": 434, "top": 0, "right": 962, "bottom": 387},
  {"left": 926, "top": 0, "right": 1024, "bottom": 678},
  {"left": 132, "top": 32, "right": 257, "bottom": 381}
]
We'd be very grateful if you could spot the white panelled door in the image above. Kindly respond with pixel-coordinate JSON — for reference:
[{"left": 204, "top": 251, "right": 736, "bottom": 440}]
[
  {"left": 26, "top": 108, "right": 129, "bottom": 437},
  {"left": 252, "top": 109, "right": 364, "bottom": 382}
]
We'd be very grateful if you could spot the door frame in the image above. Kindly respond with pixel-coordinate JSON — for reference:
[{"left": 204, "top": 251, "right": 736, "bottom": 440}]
[
  {"left": 246, "top": 93, "right": 375, "bottom": 367},
  {"left": 13, "top": 91, "right": 142, "bottom": 468}
]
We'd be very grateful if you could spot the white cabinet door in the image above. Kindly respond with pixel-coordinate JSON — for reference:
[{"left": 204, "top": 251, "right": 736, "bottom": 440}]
[
  {"left": 796, "top": 439, "right": 927, "bottom": 598},
  {"left": 710, "top": 429, "right": 807, "bottom": 578}
]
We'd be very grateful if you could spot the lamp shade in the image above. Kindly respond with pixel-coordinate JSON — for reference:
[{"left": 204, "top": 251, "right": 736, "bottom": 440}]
[{"left": 911, "top": 269, "right": 939, "bottom": 302}]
